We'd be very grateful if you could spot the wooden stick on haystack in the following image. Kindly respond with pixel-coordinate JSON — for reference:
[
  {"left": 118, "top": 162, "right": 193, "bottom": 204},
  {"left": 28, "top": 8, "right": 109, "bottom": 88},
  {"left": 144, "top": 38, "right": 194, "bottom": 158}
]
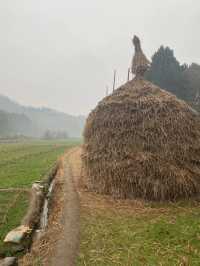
[
  {"left": 131, "top": 35, "right": 150, "bottom": 78},
  {"left": 113, "top": 70, "right": 117, "bottom": 92},
  {"left": 127, "top": 68, "right": 131, "bottom": 82}
]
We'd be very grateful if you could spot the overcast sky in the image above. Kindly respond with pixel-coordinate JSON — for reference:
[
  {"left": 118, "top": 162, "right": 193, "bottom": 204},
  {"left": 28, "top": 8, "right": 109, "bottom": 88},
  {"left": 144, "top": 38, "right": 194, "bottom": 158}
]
[{"left": 0, "top": 0, "right": 199, "bottom": 115}]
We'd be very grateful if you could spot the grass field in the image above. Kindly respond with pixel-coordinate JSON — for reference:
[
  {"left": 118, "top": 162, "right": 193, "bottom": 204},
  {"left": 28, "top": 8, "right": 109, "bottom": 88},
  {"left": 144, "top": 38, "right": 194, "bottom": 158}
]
[
  {"left": 78, "top": 201, "right": 200, "bottom": 266},
  {"left": 0, "top": 139, "right": 78, "bottom": 257},
  {"left": 0, "top": 191, "right": 29, "bottom": 256},
  {"left": 0, "top": 140, "right": 79, "bottom": 188}
]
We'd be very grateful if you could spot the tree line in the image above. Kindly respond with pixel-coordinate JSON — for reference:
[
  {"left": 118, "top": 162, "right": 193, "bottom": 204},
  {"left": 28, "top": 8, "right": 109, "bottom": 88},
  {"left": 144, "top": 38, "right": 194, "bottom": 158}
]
[{"left": 145, "top": 46, "right": 200, "bottom": 110}]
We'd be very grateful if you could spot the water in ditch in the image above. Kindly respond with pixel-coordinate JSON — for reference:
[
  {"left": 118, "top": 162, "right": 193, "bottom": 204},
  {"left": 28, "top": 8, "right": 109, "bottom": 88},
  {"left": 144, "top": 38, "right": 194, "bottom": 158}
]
[{"left": 36, "top": 179, "right": 56, "bottom": 239}]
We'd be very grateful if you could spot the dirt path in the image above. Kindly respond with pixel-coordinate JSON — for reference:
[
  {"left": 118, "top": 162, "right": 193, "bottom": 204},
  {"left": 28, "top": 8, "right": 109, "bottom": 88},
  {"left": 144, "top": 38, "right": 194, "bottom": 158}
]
[
  {"left": 20, "top": 147, "right": 80, "bottom": 266},
  {"left": 48, "top": 149, "right": 80, "bottom": 266}
]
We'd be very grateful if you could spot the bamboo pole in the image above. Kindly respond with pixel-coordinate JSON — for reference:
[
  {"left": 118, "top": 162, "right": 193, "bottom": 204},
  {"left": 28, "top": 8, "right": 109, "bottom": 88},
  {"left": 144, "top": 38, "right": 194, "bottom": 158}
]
[
  {"left": 113, "top": 70, "right": 117, "bottom": 92},
  {"left": 127, "top": 68, "right": 130, "bottom": 82}
]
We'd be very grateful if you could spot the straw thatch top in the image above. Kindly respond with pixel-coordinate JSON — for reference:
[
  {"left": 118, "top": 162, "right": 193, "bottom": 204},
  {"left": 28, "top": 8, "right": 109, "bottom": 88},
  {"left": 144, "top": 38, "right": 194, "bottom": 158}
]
[
  {"left": 83, "top": 79, "right": 200, "bottom": 201},
  {"left": 131, "top": 35, "right": 150, "bottom": 78}
]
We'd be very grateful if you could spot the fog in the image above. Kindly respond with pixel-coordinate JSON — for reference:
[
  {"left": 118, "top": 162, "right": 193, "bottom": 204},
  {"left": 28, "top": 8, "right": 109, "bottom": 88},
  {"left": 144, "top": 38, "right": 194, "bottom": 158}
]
[{"left": 0, "top": 0, "right": 199, "bottom": 115}]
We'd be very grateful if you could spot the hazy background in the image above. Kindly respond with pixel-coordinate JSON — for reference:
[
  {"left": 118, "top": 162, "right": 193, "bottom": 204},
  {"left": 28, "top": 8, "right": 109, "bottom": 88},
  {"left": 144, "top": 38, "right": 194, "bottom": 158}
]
[{"left": 0, "top": 0, "right": 199, "bottom": 115}]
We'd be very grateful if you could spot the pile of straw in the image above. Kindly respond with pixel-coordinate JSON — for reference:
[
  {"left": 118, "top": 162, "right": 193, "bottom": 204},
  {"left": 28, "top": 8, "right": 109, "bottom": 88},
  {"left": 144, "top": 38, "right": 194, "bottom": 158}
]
[{"left": 83, "top": 78, "right": 200, "bottom": 201}]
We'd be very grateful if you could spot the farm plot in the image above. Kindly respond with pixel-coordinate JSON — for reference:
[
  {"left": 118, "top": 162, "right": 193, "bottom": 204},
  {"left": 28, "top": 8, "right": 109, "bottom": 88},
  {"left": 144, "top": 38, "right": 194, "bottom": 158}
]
[
  {"left": 0, "top": 191, "right": 29, "bottom": 256},
  {"left": 0, "top": 141, "right": 76, "bottom": 188},
  {"left": 78, "top": 204, "right": 200, "bottom": 266},
  {"left": 0, "top": 140, "right": 77, "bottom": 256}
]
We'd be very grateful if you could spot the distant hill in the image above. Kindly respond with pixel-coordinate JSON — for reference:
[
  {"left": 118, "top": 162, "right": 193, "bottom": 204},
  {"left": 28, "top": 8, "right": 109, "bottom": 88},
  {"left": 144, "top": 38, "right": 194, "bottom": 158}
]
[
  {"left": 0, "top": 94, "right": 85, "bottom": 138},
  {"left": 0, "top": 110, "right": 36, "bottom": 137}
]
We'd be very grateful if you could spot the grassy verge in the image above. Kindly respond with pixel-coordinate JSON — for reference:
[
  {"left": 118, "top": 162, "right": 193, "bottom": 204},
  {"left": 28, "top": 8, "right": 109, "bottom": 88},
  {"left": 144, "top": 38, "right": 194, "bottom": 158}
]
[
  {"left": 78, "top": 202, "right": 200, "bottom": 266},
  {"left": 0, "top": 191, "right": 29, "bottom": 257}
]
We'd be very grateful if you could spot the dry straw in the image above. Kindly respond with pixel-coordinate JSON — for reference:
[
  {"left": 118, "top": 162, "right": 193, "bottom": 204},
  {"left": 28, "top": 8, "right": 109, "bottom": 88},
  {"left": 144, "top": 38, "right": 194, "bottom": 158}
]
[{"left": 82, "top": 78, "right": 200, "bottom": 201}]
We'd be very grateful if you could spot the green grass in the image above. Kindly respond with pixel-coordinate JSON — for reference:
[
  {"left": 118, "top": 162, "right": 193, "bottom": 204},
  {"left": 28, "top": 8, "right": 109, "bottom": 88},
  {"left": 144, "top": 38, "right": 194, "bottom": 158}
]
[
  {"left": 0, "top": 140, "right": 78, "bottom": 188},
  {"left": 0, "top": 191, "right": 29, "bottom": 256},
  {"left": 78, "top": 204, "right": 200, "bottom": 266},
  {"left": 0, "top": 139, "right": 79, "bottom": 256}
]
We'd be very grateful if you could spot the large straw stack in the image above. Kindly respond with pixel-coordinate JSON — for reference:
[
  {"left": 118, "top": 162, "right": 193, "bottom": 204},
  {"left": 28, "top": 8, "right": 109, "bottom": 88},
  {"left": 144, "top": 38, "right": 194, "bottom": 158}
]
[{"left": 82, "top": 78, "right": 200, "bottom": 201}]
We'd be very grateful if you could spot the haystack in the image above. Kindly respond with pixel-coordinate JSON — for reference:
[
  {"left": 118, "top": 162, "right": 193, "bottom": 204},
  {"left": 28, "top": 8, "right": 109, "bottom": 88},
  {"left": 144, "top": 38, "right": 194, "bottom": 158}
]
[{"left": 83, "top": 78, "right": 200, "bottom": 201}]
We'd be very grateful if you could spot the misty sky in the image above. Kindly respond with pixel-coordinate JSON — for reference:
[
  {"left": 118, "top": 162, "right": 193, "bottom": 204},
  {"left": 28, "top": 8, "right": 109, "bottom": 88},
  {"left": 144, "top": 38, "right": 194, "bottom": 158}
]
[{"left": 0, "top": 0, "right": 199, "bottom": 115}]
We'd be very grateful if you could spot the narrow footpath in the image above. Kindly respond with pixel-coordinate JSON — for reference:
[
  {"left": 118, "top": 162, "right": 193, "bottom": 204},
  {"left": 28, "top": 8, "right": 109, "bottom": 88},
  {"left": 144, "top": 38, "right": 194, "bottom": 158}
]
[{"left": 20, "top": 147, "right": 81, "bottom": 266}]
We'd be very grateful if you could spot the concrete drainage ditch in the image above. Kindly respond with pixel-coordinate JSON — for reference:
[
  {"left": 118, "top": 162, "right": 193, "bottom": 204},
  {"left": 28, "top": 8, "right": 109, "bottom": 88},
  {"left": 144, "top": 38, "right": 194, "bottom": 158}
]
[{"left": 35, "top": 179, "right": 56, "bottom": 240}]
